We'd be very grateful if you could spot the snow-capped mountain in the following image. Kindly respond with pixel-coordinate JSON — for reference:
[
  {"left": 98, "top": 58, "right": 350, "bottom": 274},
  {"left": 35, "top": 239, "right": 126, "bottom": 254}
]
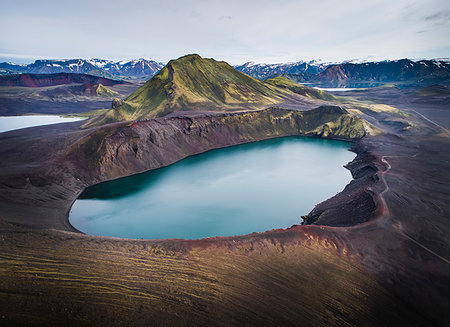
[
  {"left": 0, "top": 59, "right": 165, "bottom": 80},
  {"left": 234, "top": 61, "right": 327, "bottom": 79},
  {"left": 26, "top": 59, "right": 100, "bottom": 74},
  {"left": 103, "top": 59, "right": 164, "bottom": 78},
  {"left": 311, "top": 59, "right": 450, "bottom": 86},
  {"left": 234, "top": 58, "right": 450, "bottom": 86},
  {"left": 1, "top": 57, "right": 449, "bottom": 86}
]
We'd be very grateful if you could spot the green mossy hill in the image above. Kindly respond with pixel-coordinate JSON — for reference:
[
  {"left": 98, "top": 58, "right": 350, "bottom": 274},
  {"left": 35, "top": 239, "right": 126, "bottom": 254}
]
[
  {"left": 85, "top": 54, "right": 293, "bottom": 127},
  {"left": 265, "top": 76, "right": 338, "bottom": 101},
  {"left": 94, "top": 84, "right": 118, "bottom": 97}
]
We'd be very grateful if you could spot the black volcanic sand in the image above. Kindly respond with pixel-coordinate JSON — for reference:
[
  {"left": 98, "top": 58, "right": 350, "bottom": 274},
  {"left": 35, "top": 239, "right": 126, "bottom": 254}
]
[{"left": 0, "top": 88, "right": 449, "bottom": 326}]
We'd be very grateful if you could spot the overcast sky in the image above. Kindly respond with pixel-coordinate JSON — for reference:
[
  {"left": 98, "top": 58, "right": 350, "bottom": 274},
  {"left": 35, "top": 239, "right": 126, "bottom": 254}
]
[{"left": 1, "top": 0, "right": 449, "bottom": 64}]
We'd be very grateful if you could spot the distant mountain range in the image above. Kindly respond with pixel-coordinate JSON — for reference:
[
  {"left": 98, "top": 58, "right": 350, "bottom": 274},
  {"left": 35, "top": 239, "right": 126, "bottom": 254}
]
[
  {"left": 0, "top": 59, "right": 165, "bottom": 80},
  {"left": 1, "top": 57, "right": 449, "bottom": 87},
  {"left": 314, "top": 59, "right": 450, "bottom": 85},
  {"left": 233, "top": 61, "right": 327, "bottom": 80},
  {"left": 234, "top": 59, "right": 450, "bottom": 87}
]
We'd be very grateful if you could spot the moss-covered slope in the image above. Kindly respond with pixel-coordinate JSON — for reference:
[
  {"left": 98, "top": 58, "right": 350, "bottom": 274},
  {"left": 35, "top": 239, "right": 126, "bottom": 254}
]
[
  {"left": 265, "top": 76, "right": 338, "bottom": 101},
  {"left": 86, "top": 54, "right": 296, "bottom": 127},
  {"left": 94, "top": 84, "right": 118, "bottom": 97}
]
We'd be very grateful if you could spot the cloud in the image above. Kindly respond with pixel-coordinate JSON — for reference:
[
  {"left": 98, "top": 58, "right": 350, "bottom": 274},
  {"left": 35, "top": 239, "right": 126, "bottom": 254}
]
[
  {"left": 425, "top": 11, "right": 450, "bottom": 21},
  {"left": 1, "top": 0, "right": 449, "bottom": 64},
  {"left": 0, "top": 52, "right": 48, "bottom": 59}
]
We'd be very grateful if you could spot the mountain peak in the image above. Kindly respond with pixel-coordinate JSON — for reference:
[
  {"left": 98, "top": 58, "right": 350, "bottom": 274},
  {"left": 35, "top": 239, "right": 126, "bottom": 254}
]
[
  {"left": 175, "top": 53, "right": 203, "bottom": 61},
  {"left": 85, "top": 55, "right": 298, "bottom": 126},
  {"left": 166, "top": 54, "right": 209, "bottom": 67},
  {"left": 0, "top": 58, "right": 165, "bottom": 79}
]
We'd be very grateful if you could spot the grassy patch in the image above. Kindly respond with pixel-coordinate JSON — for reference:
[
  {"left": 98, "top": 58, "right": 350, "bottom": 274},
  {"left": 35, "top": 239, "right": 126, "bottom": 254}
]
[
  {"left": 265, "top": 76, "right": 339, "bottom": 101},
  {"left": 95, "top": 84, "right": 119, "bottom": 97}
]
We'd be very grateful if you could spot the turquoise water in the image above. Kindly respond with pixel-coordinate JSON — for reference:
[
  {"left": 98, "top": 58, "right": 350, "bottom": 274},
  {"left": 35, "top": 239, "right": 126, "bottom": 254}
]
[
  {"left": 70, "top": 137, "right": 355, "bottom": 240},
  {"left": 0, "top": 115, "right": 85, "bottom": 133}
]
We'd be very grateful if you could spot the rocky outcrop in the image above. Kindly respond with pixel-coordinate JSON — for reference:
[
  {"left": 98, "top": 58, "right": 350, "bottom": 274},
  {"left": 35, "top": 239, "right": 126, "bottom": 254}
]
[
  {"left": 301, "top": 141, "right": 380, "bottom": 226},
  {"left": 111, "top": 98, "right": 124, "bottom": 109}
]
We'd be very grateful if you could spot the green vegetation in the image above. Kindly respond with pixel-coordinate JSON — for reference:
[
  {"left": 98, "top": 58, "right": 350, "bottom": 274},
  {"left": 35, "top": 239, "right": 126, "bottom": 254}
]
[
  {"left": 343, "top": 101, "right": 409, "bottom": 118},
  {"left": 84, "top": 55, "right": 388, "bottom": 130},
  {"left": 265, "top": 76, "right": 339, "bottom": 101},
  {"left": 86, "top": 54, "right": 296, "bottom": 127},
  {"left": 94, "top": 84, "right": 118, "bottom": 97}
]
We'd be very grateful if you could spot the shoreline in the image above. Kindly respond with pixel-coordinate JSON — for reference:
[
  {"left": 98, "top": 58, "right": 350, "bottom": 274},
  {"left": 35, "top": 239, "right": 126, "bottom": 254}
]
[{"left": 65, "top": 134, "right": 360, "bottom": 241}]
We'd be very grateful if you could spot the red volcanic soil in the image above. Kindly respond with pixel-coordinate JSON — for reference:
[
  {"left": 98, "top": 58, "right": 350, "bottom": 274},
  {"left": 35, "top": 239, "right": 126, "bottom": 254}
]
[
  {"left": 0, "top": 88, "right": 448, "bottom": 326},
  {"left": 0, "top": 73, "right": 125, "bottom": 87}
]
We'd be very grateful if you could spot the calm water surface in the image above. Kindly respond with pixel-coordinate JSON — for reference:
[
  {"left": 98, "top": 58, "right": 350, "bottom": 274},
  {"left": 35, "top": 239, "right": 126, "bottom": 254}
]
[
  {"left": 70, "top": 137, "right": 355, "bottom": 239},
  {"left": 0, "top": 115, "right": 86, "bottom": 133}
]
